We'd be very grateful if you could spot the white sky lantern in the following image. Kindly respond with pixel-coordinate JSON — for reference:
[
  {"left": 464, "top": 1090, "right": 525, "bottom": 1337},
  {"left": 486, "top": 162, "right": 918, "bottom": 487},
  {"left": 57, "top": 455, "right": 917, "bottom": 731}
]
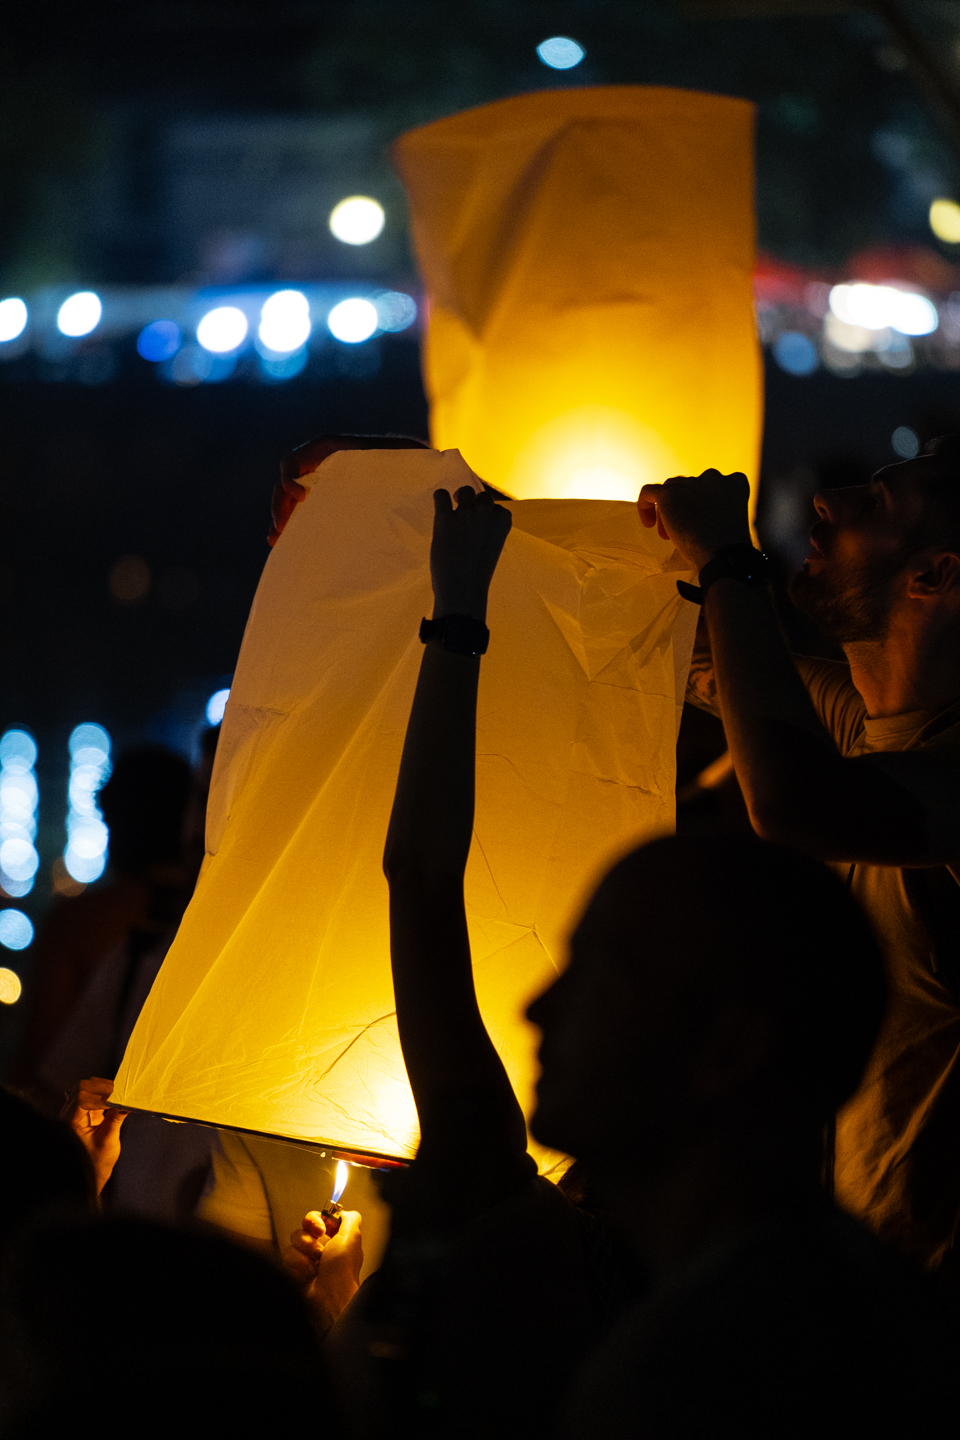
[
  {"left": 258, "top": 290, "right": 311, "bottom": 354},
  {"left": 197, "top": 306, "right": 249, "bottom": 354},
  {"left": 327, "top": 297, "right": 378, "bottom": 344},
  {"left": 329, "top": 196, "right": 385, "bottom": 245},
  {"left": 57, "top": 291, "right": 102, "bottom": 338}
]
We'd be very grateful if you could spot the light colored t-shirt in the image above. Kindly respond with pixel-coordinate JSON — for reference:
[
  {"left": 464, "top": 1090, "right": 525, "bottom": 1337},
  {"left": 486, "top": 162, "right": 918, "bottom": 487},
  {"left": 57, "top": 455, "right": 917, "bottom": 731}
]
[
  {"left": 199, "top": 1129, "right": 392, "bottom": 1279},
  {"left": 797, "top": 656, "right": 960, "bottom": 1267}
]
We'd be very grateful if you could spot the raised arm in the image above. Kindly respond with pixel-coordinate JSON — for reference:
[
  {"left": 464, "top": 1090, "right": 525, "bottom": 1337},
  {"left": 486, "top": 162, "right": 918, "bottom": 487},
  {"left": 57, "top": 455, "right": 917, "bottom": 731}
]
[
  {"left": 382, "top": 485, "right": 525, "bottom": 1174},
  {"left": 640, "top": 470, "right": 960, "bottom": 865}
]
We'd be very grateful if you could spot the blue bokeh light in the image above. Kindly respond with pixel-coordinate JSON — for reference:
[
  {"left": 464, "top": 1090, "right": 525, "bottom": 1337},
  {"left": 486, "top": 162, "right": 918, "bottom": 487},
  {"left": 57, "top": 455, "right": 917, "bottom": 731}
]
[
  {"left": 206, "top": 688, "right": 230, "bottom": 725},
  {"left": 773, "top": 331, "right": 818, "bottom": 376},
  {"left": 137, "top": 320, "right": 182, "bottom": 362},
  {"left": 536, "top": 37, "right": 585, "bottom": 69},
  {"left": 0, "top": 909, "right": 34, "bottom": 951}
]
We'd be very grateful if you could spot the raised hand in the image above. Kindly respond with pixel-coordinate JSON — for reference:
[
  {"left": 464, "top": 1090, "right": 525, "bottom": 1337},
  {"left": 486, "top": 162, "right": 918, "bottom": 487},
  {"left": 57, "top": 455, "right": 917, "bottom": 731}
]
[
  {"left": 430, "top": 485, "right": 512, "bottom": 622},
  {"left": 638, "top": 468, "right": 751, "bottom": 573},
  {"left": 60, "top": 1076, "right": 127, "bottom": 1195}
]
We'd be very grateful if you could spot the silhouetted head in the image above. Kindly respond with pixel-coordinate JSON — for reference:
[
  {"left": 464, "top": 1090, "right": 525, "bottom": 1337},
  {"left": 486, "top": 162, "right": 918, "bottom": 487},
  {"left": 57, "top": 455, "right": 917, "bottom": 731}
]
[
  {"left": 281, "top": 432, "right": 429, "bottom": 483},
  {"left": 528, "top": 834, "right": 886, "bottom": 1179},
  {"left": 0, "top": 1214, "right": 333, "bottom": 1431},
  {"left": 0, "top": 1089, "right": 92, "bottom": 1257},
  {"left": 97, "top": 746, "right": 192, "bottom": 876},
  {"left": 790, "top": 434, "right": 960, "bottom": 644}
]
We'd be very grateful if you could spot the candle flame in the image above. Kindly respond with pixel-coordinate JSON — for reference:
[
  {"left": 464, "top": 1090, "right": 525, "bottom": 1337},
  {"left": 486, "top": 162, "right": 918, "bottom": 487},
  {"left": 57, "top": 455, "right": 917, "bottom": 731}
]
[{"left": 331, "top": 1159, "right": 349, "bottom": 1206}]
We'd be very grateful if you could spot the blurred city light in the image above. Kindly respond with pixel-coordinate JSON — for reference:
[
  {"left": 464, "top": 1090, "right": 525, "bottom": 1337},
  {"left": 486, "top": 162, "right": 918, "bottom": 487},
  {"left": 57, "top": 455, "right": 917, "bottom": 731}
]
[
  {"left": 258, "top": 290, "right": 311, "bottom": 353},
  {"left": 373, "top": 291, "right": 418, "bottom": 332},
  {"left": 772, "top": 331, "right": 818, "bottom": 376},
  {"left": 0, "top": 966, "right": 22, "bottom": 1003},
  {"left": 196, "top": 306, "right": 249, "bottom": 353},
  {"left": 536, "top": 37, "right": 585, "bottom": 69},
  {"left": 828, "top": 283, "right": 938, "bottom": 336},
  {"left": 327, "top": 298, "right": 378, "bottom": 344},
  {"left": 258, "top": 349, "right": 308, "bottom": 381},
  {"left": 57, "top": 291, "right": 102, "bottom": 338},
  {"left": 206, "top": 688, "right": 230, "bottom": 725},
  {"left": 0, "top": 298, "right": 28, "bottom": 343},
  {"left": 64, "top": 724, "right": 111, "bottom": 884},
  {"left": 0, "top": 909, "right": 33, "bottom": 951},
  {"left": 892, "top": 425, "right": 920, "bottom": 458},
  {"left": 929, "top": 198, "right": 960, "bottom": 245},
  {"left": 329, "top": 197, "right": 385, "bottom": 246},
  {"left": 137, "top": 320, "right": 182, "bottom": 362},
  {"left": 0, "top": 729, "right": 39, "bottom": 897}
]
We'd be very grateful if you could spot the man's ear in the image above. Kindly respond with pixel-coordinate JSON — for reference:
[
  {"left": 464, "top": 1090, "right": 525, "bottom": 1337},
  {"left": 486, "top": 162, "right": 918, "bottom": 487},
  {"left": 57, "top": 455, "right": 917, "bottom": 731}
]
[{"left": 907, "top": 551, "right": 960, "bottom": 599}]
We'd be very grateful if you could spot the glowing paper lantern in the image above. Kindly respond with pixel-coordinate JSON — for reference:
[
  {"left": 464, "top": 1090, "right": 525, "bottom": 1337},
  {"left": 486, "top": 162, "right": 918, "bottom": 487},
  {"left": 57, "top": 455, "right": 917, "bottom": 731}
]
[
  {"left": 112, "top": 448, "right": 696, "bottom": 1165},
  {"left": 392, "top": 87, "right": 761, "bottom": 504}
]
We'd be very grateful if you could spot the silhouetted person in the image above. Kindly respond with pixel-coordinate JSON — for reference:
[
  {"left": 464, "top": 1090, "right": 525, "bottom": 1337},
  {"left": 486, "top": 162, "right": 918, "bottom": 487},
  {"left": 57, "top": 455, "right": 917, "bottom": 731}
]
[
  {"left": 0, "top": 1214, "right": 335, "bottom": 1436},
  {"left": 648, "top": 438, "right": 960, "bottom": 1273},
  {"left": 0, "top": 1089, "right": 91, "bottom": 1261},
  {"left": 10, "top": 746, "right": 192, "bottom": 1107},
  {"left": 35, "top": 734, "right": 221, "bottom": 1220},
  {"left": 325, "top": 484, "right": 636, "bottom": 1440},
  {"left": 527, "top": 835, "right": 953, "bottom": 1436}
]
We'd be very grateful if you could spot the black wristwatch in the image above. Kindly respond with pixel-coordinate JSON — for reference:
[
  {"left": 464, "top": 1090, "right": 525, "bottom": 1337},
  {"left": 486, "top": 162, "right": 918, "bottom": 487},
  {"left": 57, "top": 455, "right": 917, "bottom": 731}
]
[
  {"left": 419, "top": 613, "right": 490, "bottom": 656},
  {"left": 676, "top": 543, "right": 771, "bottom": 605}
]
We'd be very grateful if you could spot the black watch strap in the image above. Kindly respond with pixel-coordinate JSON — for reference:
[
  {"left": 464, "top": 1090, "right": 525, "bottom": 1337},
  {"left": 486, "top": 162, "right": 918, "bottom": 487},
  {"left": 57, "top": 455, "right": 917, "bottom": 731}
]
[
  {"left": 676, "top": 544, "right": 771, "bottom": 606},
  {"left": 419, "top": 613, "right": 490, "bottom": 656}
]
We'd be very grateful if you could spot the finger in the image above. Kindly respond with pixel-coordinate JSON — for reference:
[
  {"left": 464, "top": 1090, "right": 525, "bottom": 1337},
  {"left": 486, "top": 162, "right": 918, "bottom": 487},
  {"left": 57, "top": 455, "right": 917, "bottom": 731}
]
[
  {"left": 292, "top": 1230, "right": 327, "bottom": 1258},
  {"left": 281, "top": 1247, "right": 318, "bottom": 1286},
  {"left": 433, "top": 489, "right": 453, "bottom": 514},
  {"left": 301, "top": 1211, "right": 327, "bottom": 1237},
  {"left": 453, "top": 485, "right": 477, "bottom": 509},
  {"left": 335, "top": 1210, "right": 362, "bottom": 1240},
  {"left": 81, "top": 1077, "right": 115, "bottom": 1095}
]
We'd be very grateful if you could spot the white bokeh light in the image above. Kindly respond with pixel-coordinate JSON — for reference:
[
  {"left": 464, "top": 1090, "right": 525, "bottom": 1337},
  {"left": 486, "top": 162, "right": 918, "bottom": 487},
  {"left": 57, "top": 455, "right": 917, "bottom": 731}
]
[
  {"left": 197, "top": 306, "right": 249, "bottom": 354},
  {"left": 828, "top": 283, "right": 938, "bottom": 337},
  {"left": 327, "top": 298, "right": 378, "bottom": 344},
  {"left": 0, "top": 730, "right": 39, "bottom": 897},
  {"left": 57, "top": 291, "right": 102, "bottom": 338},
  {"left": 536, "top": 36, "right": 585, "bottom": 69},
  {"left": 373, "top": 291, "right": 418, "bottom": 333},
  {"left": 329, "top": 197, "right": 385, "bottom": 246},
  {"left": 0, "top": 298, "right": 28, "bottom": 343},
  {"left": 0, "top": 910, "right": 33, "bottom": 951},
  {"left": 64, "top": 724, "right": 111, "bottom": 884},
  {"left": 258, "top": 291, "right": 311, "bottom": 353},
  {"left": 206, "top": 688, "right": 230, "bottom": 725}
]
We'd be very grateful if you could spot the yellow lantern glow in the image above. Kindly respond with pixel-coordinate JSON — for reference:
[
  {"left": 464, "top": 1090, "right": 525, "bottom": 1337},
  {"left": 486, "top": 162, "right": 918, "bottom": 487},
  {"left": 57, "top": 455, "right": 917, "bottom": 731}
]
[
  {"left": 112, "top": 90, "right": 760, "bottom": 1166},
  {"left": 111, "top": 448, "right": 697, "bottom": 1166},
  {"left": 393, "top": 87, "right": 761, "bottom": 505}
]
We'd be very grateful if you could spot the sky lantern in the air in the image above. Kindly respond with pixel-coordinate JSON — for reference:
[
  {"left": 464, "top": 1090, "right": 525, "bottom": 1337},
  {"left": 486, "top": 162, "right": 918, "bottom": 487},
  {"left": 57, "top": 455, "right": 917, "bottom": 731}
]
[
  {"left": 393, "top": 87, "right": 761, "bottom": 506},
  {"left": 110, "top": 89, "right": 760, "bottom": 1167}
]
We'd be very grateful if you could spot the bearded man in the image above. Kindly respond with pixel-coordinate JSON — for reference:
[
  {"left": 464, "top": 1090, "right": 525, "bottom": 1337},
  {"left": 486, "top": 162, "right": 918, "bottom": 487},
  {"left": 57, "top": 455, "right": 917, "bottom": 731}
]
[{"left": 640, "top": 435, "right": 960, "bottom": 1276}]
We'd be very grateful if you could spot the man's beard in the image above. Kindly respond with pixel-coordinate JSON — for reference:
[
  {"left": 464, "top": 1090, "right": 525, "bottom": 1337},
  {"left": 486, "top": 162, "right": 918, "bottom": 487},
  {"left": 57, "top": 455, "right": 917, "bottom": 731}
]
[{"left": 789, "top": 548, "right": 906, "bottom": 644}]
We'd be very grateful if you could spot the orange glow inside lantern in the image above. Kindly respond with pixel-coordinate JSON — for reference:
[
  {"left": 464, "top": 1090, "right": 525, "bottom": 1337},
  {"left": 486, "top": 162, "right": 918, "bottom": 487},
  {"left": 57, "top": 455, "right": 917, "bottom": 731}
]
[
  {"left": 393, "top": 86, "right": 761, "bottom": 507},
  {"left": 111, "top": 89, "right": 760, "bottom": 1167}
]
